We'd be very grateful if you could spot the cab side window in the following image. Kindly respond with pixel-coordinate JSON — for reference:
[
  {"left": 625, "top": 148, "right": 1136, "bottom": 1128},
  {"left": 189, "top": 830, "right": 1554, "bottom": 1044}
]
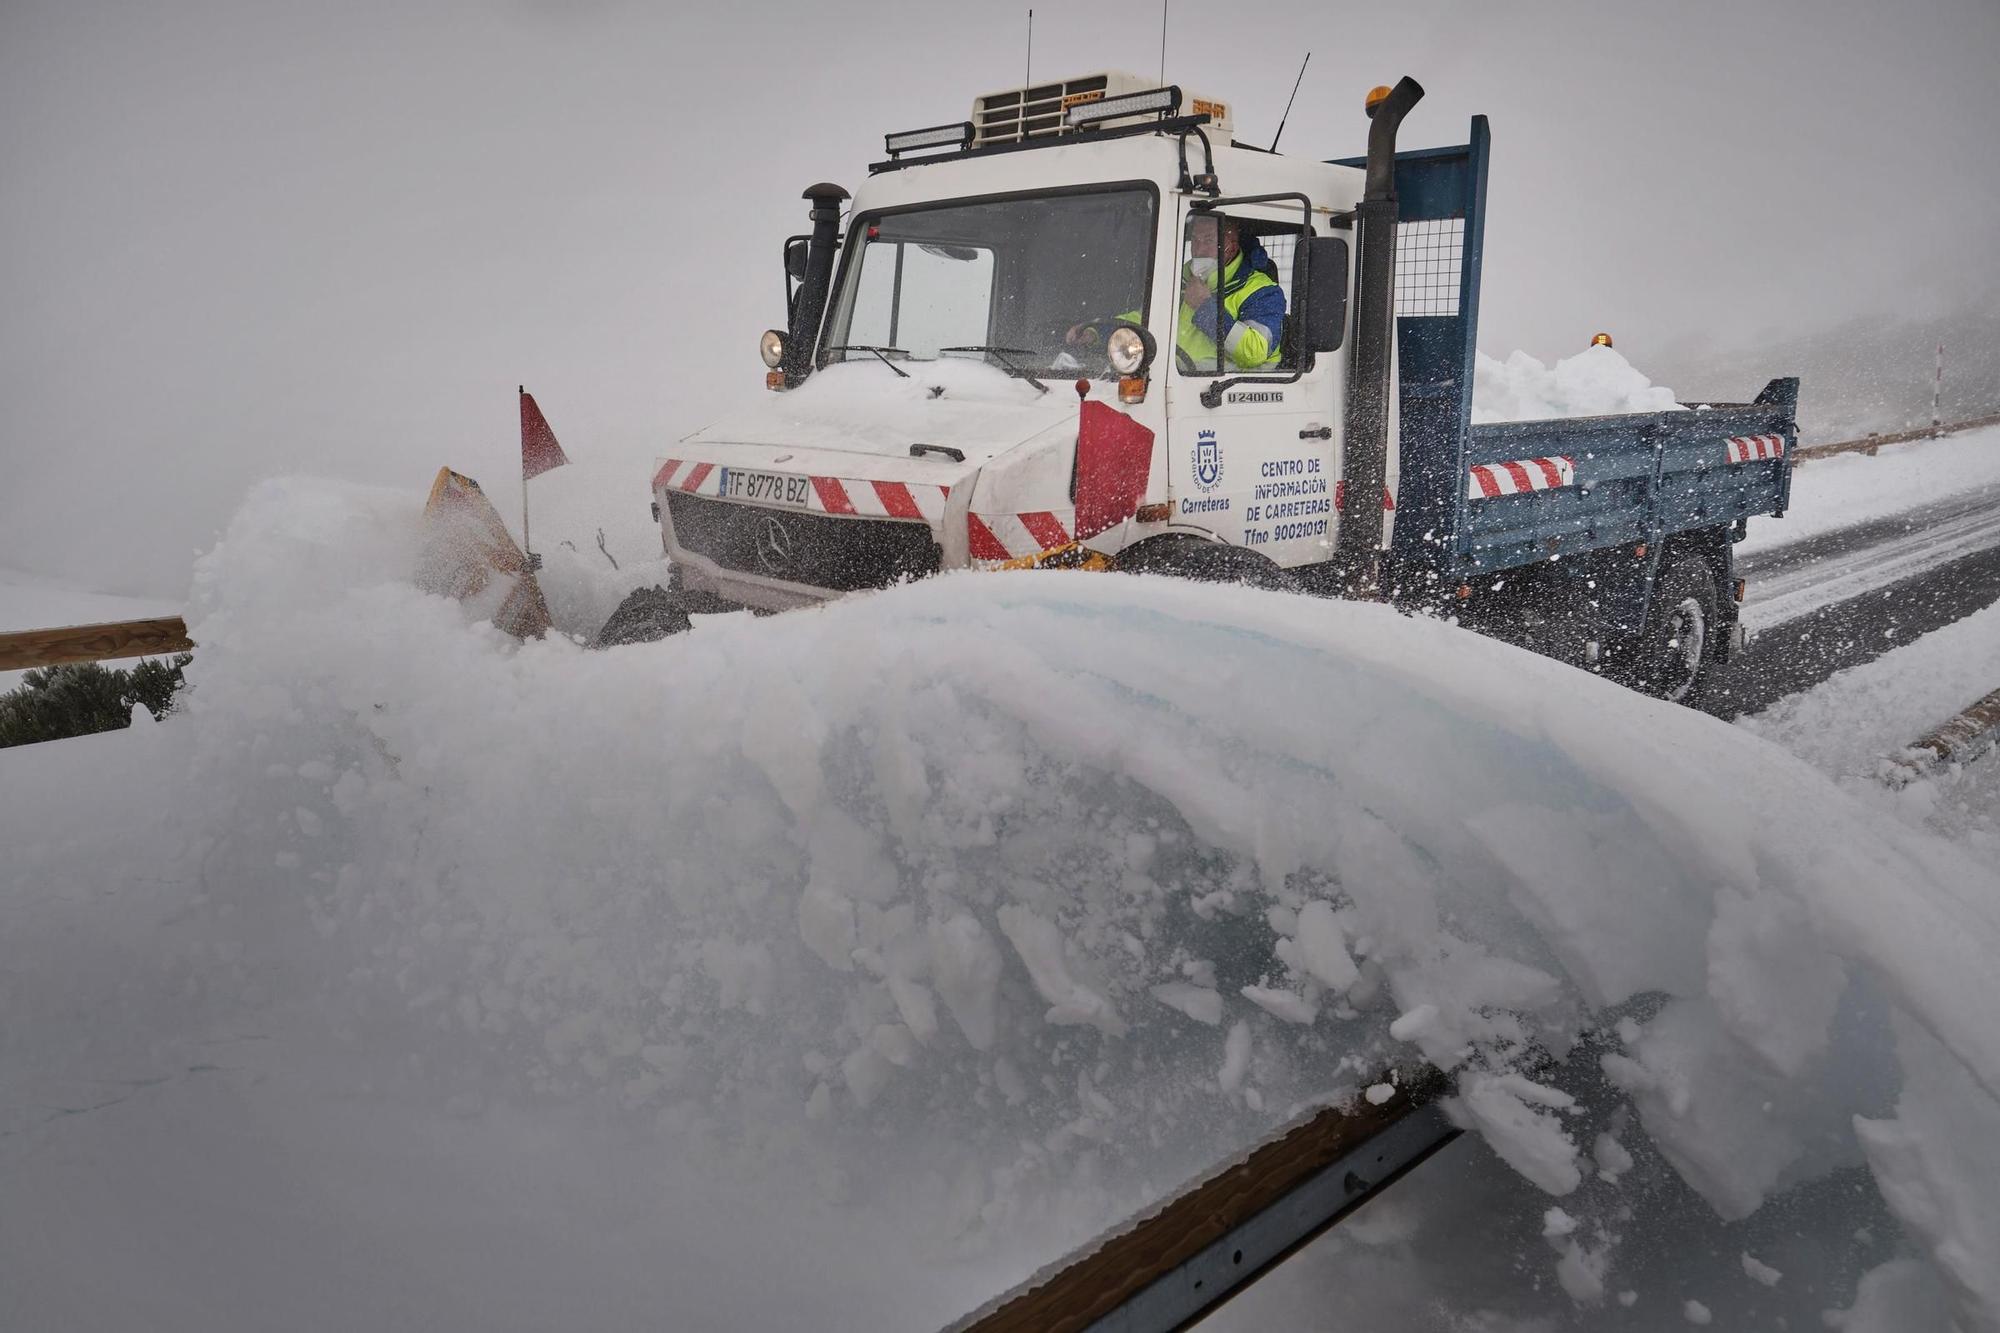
[{"left": 1174, "top": 213, "right": 1306, "bottom": 377}]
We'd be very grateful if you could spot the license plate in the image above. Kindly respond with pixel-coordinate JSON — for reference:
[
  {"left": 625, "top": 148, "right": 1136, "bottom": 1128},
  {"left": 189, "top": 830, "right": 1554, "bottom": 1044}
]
[{"left": 720, "top": 467, "right": 812, "bottom": 508}]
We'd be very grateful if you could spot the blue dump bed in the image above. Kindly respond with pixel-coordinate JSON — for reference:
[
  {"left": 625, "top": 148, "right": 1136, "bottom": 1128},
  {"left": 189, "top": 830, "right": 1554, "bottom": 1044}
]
[
  {"left": 1457, "top": 388, "right": 1796, "bottom": 575},
  {"left": 1337, "top": 122, "right": 1798, "bottom": 593}
]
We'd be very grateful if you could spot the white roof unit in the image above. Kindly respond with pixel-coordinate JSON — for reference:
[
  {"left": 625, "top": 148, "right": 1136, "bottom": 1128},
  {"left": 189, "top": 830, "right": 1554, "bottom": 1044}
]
[{"left": 970, "top": 71, "right": 1233, "bottom": 147}]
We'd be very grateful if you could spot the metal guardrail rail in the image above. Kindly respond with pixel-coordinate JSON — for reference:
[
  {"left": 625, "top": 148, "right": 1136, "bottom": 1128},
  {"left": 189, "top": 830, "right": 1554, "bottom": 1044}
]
[
  {"left": 0, "top": 617, "right": 194, "bottom": 673},
  {"left": 944, "top": 1064, "right": 1458, "bottom": 1333}
]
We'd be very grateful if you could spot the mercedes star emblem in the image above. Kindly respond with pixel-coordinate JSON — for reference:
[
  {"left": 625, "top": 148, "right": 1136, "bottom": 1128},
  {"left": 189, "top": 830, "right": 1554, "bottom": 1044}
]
[{"left": 754, "top": 514, "right": 794, "bottom": 575}]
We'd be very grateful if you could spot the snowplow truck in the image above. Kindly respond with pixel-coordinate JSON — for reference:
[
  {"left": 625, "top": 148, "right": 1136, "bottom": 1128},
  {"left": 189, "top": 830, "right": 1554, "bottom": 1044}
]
[{"left": 609, "top": 74, "right": 1797, "bottom": 703}]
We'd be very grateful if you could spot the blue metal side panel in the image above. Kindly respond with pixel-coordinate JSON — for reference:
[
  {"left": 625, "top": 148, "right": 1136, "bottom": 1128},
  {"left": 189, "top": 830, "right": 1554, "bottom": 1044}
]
[
  {"left": 1335, "top": 119, "right": 1489, "bottom": 577},
  {"left": 1457, "top": 402, "right": 1795, "bottom": 575}
]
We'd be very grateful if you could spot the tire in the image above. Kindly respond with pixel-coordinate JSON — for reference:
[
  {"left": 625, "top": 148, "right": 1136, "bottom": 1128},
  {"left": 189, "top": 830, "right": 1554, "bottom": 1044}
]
[
  {"left": 593, "top": 585, "right": 692, "bottom": 648},
  {"left": 1623, "top": 555, "right": 1717, "bottom": 704},
  {"left": 1110, "top": 535, "right": 1298, "bottom": 592}
]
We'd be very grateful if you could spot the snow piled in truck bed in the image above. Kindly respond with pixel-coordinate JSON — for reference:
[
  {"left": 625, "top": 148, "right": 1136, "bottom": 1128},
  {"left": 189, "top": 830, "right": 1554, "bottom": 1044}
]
[
  {"left": 1472, "top": 345, "right": 1687, "bottom": 424},
  {"left": 5, "top": 476, "right": 2000, "bottom": 1330}
]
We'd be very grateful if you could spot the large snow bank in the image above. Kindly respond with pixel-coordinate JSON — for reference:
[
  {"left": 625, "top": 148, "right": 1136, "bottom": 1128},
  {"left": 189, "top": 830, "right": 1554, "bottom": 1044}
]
[
  {"left": 1473, "top": 345, "right": 1687, "bottom": 423},
  {"left": 5, "top": 476, "right": 1999, "bottom": 1330}
]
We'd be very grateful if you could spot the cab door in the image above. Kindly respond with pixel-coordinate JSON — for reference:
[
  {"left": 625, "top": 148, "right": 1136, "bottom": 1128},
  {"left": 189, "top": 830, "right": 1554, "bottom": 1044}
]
[{"left": 1162, "top": 198, "right": 1344, "bottom": 570}]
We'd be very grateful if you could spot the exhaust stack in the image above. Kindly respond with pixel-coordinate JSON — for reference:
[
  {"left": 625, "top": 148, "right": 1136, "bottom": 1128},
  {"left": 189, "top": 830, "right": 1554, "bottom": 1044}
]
[
  {"left": 1336, "top": 76, "right": 1424, "bottom": 593},
  {"left": 783, "top": 182, "right": 849, "bottom": 387}
]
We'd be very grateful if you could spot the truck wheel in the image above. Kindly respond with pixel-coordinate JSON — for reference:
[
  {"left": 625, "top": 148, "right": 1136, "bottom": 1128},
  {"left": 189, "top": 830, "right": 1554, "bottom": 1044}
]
[
  {"left": 1110, "top": 535, "right": 1297, "bottom": 592},
  {"left": 1627, "top": 556, "right": 1716, "bottom": 703},
  {"left": 593, "top": 585, "right": 692, "bottom": 648}
]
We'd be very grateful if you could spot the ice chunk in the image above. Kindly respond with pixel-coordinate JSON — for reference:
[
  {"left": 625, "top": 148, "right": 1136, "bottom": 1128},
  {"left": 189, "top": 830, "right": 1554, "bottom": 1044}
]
[
  {"left": 1218, "top": 1021, "right": 1252, "bottom": 1093},
  {"left": 1389, "top": 1003, "right": 1439, "bottom": 1043},
  {"left": 1149, "top": 982, "right": 1223, "bottom": 1026},
  {"left": 996, "top": 905, "right": 1125, "bottom": 1037},
  {"left": 1852, "top": 1014, "right": 2000, "bottom": 1327},
  {"left": 1240, "top": 984, "right": 1318, "bottom": 1025},
  {"left": 928, "top": 913, "right": 1003, "bottom": 1050},
  {"left": 1740, "top": 1252, "right": 1781, "bottom": 1287},
  {"left": 1293, "top": 900, "right": 1359, "bottom": 991},
  {"left": 1453, "top": 1072, "right": 1581, "bottom": 1195}
]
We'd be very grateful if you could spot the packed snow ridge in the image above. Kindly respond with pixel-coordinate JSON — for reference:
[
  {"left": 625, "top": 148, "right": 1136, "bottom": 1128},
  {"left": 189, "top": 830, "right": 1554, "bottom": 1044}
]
[{"left": 4, "top": 476, "right": 1998, "bottom": 1330}]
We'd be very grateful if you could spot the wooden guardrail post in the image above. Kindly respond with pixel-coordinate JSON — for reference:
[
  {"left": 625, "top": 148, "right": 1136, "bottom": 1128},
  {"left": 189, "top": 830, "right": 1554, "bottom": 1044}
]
[{"left": 0, "top": 617, "right": 194, "bottom": 673}]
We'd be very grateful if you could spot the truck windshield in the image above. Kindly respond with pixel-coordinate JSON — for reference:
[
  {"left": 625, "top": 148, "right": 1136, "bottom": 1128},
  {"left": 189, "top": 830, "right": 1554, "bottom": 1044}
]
[{"left": 821, "top": 187, "right": 1154, "bottom": 376}]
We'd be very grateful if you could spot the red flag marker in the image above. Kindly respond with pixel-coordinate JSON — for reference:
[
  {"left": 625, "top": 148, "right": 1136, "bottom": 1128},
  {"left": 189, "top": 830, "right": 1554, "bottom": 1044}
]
[
  {"left": 518, "top": 385, "right": 570, "bottom": 560},
  {"left": 520, "top": 387, "right": 569, "bottom": 480}
]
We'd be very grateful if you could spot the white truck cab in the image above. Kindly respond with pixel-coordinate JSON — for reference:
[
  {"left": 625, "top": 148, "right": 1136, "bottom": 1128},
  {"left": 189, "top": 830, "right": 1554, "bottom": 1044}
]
[
  {"left": 651, "top": 74, "right": 1416, "bottom": 613},
  {"left": 616, "top": 74, "right": 1798, "bottom": 709}
]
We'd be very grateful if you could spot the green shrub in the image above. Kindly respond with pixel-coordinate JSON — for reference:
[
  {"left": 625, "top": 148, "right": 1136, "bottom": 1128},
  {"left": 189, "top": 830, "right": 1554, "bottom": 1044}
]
[{"left": 0, "top": 653, "right": 191, "bottom": 749}]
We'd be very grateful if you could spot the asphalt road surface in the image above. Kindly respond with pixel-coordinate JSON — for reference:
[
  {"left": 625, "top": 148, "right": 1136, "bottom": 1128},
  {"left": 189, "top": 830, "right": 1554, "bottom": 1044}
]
[{"left": 1703, "top": 483, "right": 2000, "bottom": 719}]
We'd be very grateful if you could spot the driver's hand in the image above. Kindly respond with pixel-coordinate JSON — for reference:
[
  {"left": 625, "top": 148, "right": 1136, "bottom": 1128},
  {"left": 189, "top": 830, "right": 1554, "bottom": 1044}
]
[
  {"left": 1181, "top": 276, "right": 1212, "bottom": 310},
  {"left": 1065, "top": 321, "right": 1099, "bottom": 346}
]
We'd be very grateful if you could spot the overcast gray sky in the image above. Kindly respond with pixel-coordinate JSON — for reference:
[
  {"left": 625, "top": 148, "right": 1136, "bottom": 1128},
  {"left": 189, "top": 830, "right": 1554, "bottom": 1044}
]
[{"left": 4, "top": 0, "right": 1996, "bottom": 596}]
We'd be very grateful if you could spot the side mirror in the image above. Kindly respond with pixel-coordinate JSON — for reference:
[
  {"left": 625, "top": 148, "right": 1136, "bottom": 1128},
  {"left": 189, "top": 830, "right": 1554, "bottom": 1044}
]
[
  {"left": 784, "top": 237, "right": 811, "bottom": 282},
  {"left": 1300, "top": 237, "right": 1350, "bottom": 354}
]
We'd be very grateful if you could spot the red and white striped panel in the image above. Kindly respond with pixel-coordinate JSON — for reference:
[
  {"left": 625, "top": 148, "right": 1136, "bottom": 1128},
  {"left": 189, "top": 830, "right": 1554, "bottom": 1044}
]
[
  {"left": 1724, "top": 434, "right": 1785, "bottom": 464},
  {"left": 967, "top": 509, "right": 1076, "bottom": 562},
  {"left": 652, "top": 458, "right": 949, "bottom": 523},
  {"left": 1468, "top": 455, "right": 1576, "bottom": 500}
]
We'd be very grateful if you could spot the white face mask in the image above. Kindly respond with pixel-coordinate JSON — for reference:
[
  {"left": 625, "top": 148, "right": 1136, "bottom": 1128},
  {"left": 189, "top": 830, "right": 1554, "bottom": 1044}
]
[{"left": 1187, "top": 256, "right": 1219, "bottom": 283}]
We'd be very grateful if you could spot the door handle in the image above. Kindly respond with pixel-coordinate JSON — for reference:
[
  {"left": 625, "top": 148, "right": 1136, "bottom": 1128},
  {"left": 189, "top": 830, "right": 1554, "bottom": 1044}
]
[{"left": 1299, "top": 426, "right": 1333, "bottom": 440}]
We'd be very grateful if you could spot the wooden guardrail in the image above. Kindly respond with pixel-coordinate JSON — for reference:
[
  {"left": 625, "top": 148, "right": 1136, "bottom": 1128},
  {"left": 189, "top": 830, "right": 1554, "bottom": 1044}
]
[
  {"left": 1795, "top": 412, "right": 2000, "bottom": 463},
  {"left": 1883, "top": 684, "right": 2000, "bottom": 785},
  {"left": 947, "top": 1064, "right": 1457, "bottom": 1333},
  {"left": 0, "top": 617, "right": 194, "bottom": 673}
]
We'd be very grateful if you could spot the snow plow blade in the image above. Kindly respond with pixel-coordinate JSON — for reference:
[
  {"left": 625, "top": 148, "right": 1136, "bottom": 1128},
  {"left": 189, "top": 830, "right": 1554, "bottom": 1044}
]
[
  {"left": 418, "top": 467, "right": 552, "bottom": 640},
  {"left": 945, "top": 1063, "right": 1458, "bottom": 1333}
]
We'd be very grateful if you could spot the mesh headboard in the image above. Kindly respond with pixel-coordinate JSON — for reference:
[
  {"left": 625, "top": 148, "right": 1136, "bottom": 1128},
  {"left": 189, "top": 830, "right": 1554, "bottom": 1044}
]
[{"left": 1333, "top": 116, "right": 1491, "bottom": 564}]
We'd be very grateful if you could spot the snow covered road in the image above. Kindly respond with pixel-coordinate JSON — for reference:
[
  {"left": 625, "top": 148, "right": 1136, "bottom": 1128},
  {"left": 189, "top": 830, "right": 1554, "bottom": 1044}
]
[
  {"left": 1702, "top": 432, "right": 2000, "bottom": 719},
  {"left": 1740, "top": 480, "right": 2000, "bottom": 630}
]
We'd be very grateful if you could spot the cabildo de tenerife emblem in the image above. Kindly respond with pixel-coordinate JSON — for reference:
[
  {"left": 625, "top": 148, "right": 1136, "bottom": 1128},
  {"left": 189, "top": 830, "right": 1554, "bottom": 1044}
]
[{"left": 1192, "top": 429, "right": 1223, "bottom": 492}]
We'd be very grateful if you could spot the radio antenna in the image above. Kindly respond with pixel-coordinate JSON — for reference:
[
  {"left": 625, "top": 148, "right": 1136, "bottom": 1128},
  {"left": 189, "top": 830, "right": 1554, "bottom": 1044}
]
[
  {"left": 1269, "top": 51, "right": 1311, "bottom": 152},
  {"left": 1158, "top": 1, "right": 1167, "bottom": 87},
  {"left": 1025, "top": 9, "right": 1033, "bottom": 86}
]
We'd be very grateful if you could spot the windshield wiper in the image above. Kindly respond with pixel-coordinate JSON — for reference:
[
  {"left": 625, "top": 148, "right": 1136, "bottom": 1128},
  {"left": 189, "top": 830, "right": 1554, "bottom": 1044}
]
[
  {"left": 939, "top": 346, "right": 1050, "bottom": 395},
  {"left": 824, "top": 345, "right": 911, "bottom": 378}
]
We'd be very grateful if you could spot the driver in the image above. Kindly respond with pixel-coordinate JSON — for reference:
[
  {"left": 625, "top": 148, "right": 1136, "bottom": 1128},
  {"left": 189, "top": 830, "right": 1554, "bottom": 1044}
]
[{"left": 1066, "top": 217, "right": 1286, "bottom": 372}]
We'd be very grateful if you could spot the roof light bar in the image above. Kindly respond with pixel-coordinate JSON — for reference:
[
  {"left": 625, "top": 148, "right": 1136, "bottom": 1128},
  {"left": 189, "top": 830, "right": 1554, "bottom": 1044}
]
[
  {"left": 884, "top": 121, "right": 974, "bottom": 157},
  {"left": 1064, "top": 85, "right": 1182, "bottom": 128}
]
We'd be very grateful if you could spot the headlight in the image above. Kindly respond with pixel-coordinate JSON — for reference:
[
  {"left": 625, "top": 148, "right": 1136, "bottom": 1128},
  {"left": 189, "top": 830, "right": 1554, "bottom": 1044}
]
[
  {"left": 1105, "top": 325, "right": 1150, "bottom": 376},
  {"left": 759, "top": 329, "right": 787, "bottom": 369}
]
